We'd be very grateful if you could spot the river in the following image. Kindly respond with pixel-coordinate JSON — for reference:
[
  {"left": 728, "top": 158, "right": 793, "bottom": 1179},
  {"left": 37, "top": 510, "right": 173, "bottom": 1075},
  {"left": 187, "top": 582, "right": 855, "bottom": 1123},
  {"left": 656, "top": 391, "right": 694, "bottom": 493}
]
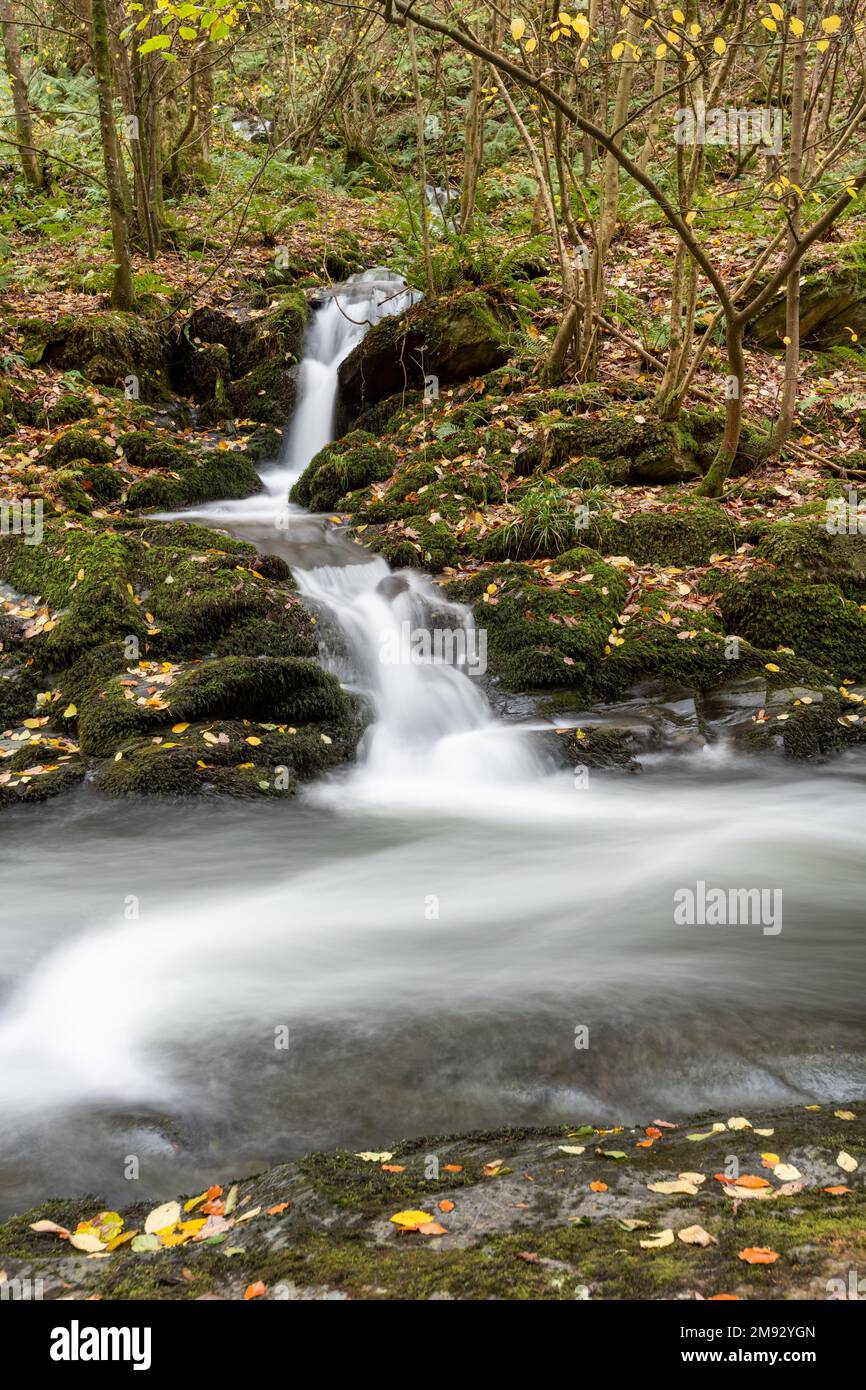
[{"left": 0, "top": 270, "right": 863, "bottom": 1217}]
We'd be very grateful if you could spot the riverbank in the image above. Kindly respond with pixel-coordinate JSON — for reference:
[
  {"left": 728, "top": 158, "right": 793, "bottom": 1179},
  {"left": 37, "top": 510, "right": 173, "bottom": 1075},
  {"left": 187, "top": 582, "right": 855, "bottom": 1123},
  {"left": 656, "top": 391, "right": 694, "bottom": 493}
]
[{"left": 1, "top": 1103, "right": 862, "bottom": 1301}]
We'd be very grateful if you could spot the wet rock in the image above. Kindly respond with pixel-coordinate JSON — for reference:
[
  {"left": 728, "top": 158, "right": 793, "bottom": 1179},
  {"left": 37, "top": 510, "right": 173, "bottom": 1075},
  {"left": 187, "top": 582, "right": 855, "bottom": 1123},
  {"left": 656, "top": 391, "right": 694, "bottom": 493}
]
[{"left": 338, "top": 288, "right": 511, "bottom": 414}]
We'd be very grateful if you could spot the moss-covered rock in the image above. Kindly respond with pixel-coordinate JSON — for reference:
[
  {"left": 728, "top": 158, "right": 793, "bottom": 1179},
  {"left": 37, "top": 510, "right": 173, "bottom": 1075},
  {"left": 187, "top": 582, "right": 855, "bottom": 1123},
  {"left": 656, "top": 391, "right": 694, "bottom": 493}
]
[
  {"left": 227, "top": 360, "right": 297, "bottom": 425},
  {"left": 589, "top": 502, "right": 738, "bottom": 567},
  {"left": 338, "top": 287, "right": 511, "bottom": 413},
  {"left": 127, "top": 449, "right": 260, "bottom": 510},
  {"left": 291, "top": 433, "right": 397, "bottom": 511},
  {"left": 39, "top": 428, "right": 117, "bottom": 470},
  {"left": 20, "top": 312, "right": 168, "bottom": 399},
  {"left": 720, "top": 573, "right": 866, "bottom": 674}
]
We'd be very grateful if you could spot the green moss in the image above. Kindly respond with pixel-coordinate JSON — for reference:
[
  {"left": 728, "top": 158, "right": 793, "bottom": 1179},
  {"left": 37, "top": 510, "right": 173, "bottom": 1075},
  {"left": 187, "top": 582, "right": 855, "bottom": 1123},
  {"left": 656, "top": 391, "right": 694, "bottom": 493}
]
[
  {"left": 366, "top": 514, "right": 460, "bottom": 571},
  {"left": 227, "top": 359, "right": 297, "bottom": 425},
  {"left": 291, "top": 434, "right": 397, "bottom": 511},
  {"left": 119, "top": 431, "right": 196, "bottom": 471},
  {"left": 590, "top": 502, "right": 738, "bottom": 567},
  {"left": 451, "top": 559, "right": 627, "bottom": 691},
  {"left": 28, "top": 311, "right": 168, "bottom": 399},
  {"left": 166, "top": 655, "right": 354, "bottom": 726},
  {"left": 127, "top": 450, "right": 260, "bottom": 510},
  {"left": 40, "top": 428, "right": 116, "bottom": 470},
  {"left": 721, "top": 574, "right": 866, "bottom": 674}
]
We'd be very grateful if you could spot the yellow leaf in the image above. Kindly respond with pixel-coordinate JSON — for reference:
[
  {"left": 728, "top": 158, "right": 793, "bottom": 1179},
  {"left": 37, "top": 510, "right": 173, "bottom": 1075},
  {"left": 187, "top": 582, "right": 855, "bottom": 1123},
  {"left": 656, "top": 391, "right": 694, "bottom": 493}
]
[
  {"left": 245, "top": 735, "right": 262, "bottom": 746},
  {"left": 510, "top": 16, "right": 525, "bottom": 42},
  {"left": 390, "top": 1209, "right": 435, "bottom": 1229},
  {"left": 63, "top": 704, "right": 77, "bottom": 718},
  {"left": 77, "top": 568, "right": 85, "bottom": 581},
  {"left": 640, "top": 1229, "right": 675, "bottom": 1249},
  {"left": 655, "top": 41, "right": 668, "bottom": 57},
  {"left": 525, "top": 35, "right": 537, "bottom": 52},
  {"left": 764, "top": 662, "right": 780, "bottom": 673},
  {"left": 789, "top": 16, "right": 804, "bottom": 36},
  {"left": 769, "top": 3, "right": 783, "bottom": 19},
  {"left": 172, "top": 723, "right": 189, "bottom": 733},
  {"left": 835, "top": 1110, "right": 855, "bottom": 1121},
  {"left": 713, "top": 35, "right": 726, "bottom": 55},
  {"left": 611, "top": 41, "right": 625, "bottom": 59},
  {"left": 761, "top": 17, "right": 777, "bottom": 33},
  {"left": 822, "top": 16, "right": 842, "bottom": 35},
  {"left": 672, "top": 8, "right": 684, "bottom": 23}
]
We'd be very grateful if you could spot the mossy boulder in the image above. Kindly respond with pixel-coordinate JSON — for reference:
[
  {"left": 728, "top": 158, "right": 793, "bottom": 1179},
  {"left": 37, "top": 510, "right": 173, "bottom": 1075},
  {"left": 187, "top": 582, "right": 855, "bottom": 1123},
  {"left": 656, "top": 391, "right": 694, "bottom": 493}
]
[
  {"left": 227, "top": 360, "right": 297, "bottom": 425},
  {"left": 118, "top": 431, "right": 196, "bottom": 471},
  {"left": 40, "top": 428, "right": 117, "bottom": 470},
  {"left": 165, "top": 655, "right": 352, "bottom": 726},
  {"left": 720, "top": 573, "right": 866, "bottom": 674},
  {"left": 127, "top": 449, "right": 260, "bottom": 510},
  {"left": 589, "top": 502, "right": 738, "bottom": 567},
  {"left": 750, "top": 270, "right": 866, "bottom": 350},
  {"left": 338, "top": 288, "right": 511, "bottom": 413},
  {"left": 291, "top": 433, "right": 397, "bottom": 511},
  {"left": 451, "top": 555, "right": 627, "bottom": 691},
  {"left": 20, "top": 312, "right": 168, "bottom": 399}
]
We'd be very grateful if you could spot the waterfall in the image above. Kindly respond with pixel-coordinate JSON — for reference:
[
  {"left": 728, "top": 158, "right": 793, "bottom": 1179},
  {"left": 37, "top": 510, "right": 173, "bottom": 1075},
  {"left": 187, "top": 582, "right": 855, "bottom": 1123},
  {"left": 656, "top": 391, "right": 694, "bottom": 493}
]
[{"left": 166, "top": 267, "right": 542, "bottom": 805}]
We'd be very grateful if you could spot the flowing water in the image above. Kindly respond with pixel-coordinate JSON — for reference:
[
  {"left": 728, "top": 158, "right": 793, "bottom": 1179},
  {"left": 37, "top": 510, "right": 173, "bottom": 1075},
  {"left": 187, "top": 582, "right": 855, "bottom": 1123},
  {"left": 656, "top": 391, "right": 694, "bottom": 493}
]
[{"left": 0, "top": 271, "right": 864, "bottom": 1216}]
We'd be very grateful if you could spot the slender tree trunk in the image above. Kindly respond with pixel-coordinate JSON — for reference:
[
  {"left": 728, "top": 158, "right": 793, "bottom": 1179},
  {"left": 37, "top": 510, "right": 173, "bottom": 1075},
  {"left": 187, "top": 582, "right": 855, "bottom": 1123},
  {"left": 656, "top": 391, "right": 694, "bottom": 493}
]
[
  {"left": 407, "top": 21, "right": 433, "bottom": 295},
  {"left": 92, "top": 0, "right": 134, "bottom": 308},
  {"left": 1, "top": 0, "right": 44, "bottom": 189},
  {"left": 764, "top": 0, "right": 808, "bottom": 458},
  {"left": 697, "top": 317, "right": 745, "bottom": 496}
]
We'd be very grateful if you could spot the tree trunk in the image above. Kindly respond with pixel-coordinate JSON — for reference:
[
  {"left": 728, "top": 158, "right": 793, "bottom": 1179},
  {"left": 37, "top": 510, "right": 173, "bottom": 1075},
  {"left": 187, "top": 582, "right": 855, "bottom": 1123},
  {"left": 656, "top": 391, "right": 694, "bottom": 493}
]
[
  {"left": 0, "top": 0, "right": 44, "bottom": 189},
  {"left": 92, "top": 0, "right": 134, "bottom": 308}
]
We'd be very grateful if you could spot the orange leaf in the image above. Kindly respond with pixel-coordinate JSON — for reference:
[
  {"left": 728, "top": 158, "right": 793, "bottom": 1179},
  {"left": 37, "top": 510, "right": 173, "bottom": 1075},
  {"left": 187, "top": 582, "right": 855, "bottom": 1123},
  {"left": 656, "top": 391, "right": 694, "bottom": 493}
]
[
  {"left": 636, "top": 1139, "right": 654, "bottom": 1148},
  {"left": 645, "top": 1126, "right": 662, "bottom": 1139},
  {"left": 738, "top": 1247, "right": 780, "bottom": 1264},
  {"left": 823, "top": 1185, "right": 851, "bottom": 1196},
  {"left": 267, "top": 1203, "right": 290, "bottom": 1215},
  {"left": 590, "top": 1180, "right": 608, "bottom": 1193},
  {"left": 443, "top": 1164, "right": 464, "bottom": 1173},
  {"left": 709, "top": 1293, "right": 740, "bottom": 1300},
  {"left": 731, "top": 1175, "right": 771, "bottom": 1189},
  {"left": 438, "top": 1199, "right": 455, "bottom": 1213},
  {"left": 244, "top": 1281, "right": 266, "bottom": 1300},
  {"left": 381, "top": 1164, "right": 406, "bottom": 1173},
  {"left": 483, "top": 1159, "right": 504, "bottom": 1176},
  {"left": 417, "top": 1221, "right": 448, "bottom": 1237}
]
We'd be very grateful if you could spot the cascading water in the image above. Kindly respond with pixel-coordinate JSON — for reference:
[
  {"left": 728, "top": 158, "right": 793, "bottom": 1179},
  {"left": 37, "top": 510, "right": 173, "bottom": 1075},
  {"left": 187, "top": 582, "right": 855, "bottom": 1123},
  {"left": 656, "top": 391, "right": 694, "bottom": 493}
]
[
  {"left": 172, "top": 267, "right": 541, "bottom": 805},
  {"left": 0, "top": 270, "right": 864, "bottom": 1217}
]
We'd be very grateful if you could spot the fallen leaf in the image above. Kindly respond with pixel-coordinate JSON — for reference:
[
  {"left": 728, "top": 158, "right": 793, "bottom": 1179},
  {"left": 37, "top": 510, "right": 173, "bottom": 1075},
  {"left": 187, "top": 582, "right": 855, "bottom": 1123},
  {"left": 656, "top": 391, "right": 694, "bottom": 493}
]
[
  {"left": 390, "top": 1210, "right": 435, "bottom": 1230},
  {"left": 558, "top": 1145, "right": 586, "bottom": 1155},
  {"left": 589, "top": 1180, "right": 608, "bottom": 1193},
  {"left": 640, "top": 1229, "right": 675, "bottom": 1249},
  {"left": 244, "top": 1281, "right": 266, "bottom": 1300},
  {"left": 678, "top": 1225, "right": 718, "bottom": 1247},
  {"left": 837, "top": 1151, "right": 858, "bottom": 1173},
  {"left": 417, "top": 1221, "right": 448, "bottom": 1237},
  {"left": 144, "top": 1200, "right": 181, "bottom": 1235},
  {"left": 355, "top": 1151, "right": 393, "bottom": 1163},
  {"left": 438, "top": 1199, "right": 454, "bottom": 1213},
  {"left": 647, "top": 1179, "right": 700, "bottom": 1196},
  {"left": 738, "top": 1247, "right": 780, "bottom": 1265}
]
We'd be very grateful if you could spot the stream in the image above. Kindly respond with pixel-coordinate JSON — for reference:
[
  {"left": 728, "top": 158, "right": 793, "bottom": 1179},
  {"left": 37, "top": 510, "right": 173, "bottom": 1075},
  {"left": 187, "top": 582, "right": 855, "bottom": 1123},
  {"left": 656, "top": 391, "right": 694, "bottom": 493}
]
[{"left": 0, "top": 270, "right": 864, "bottom": 1217}]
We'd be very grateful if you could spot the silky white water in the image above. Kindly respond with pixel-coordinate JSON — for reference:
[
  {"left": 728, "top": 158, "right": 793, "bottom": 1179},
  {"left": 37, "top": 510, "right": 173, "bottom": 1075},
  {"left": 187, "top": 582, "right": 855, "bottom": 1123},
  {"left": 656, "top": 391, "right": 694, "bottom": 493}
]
[{"left": 0, "top": 272, "right": 864, "bottom": 1215}]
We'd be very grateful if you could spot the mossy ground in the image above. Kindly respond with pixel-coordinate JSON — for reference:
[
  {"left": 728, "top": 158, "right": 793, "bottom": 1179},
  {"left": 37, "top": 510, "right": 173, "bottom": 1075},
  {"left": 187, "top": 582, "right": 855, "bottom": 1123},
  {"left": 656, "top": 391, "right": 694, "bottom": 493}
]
[{"left": 1, "top": 1104, "right": 861, "bottom": 1301}]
